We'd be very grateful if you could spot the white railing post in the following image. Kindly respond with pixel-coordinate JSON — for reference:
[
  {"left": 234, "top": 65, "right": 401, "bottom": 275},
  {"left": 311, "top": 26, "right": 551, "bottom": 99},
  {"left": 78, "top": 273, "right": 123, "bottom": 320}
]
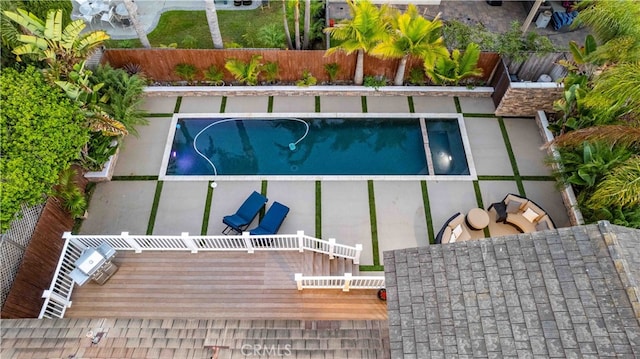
[
  {"left": 297, "top": 230, "right": 305, "bottom": 252},
  {"left": 294, "top": 273, "right": 303, "bottom": 290},
  {"left": 121, "top": 232, "right": 142, "bottom": 253},
  {"left": 181, "top": 232, "right": 198, "bottom": 253},
  {"left": 42, "top": 290, "right": 72, "bottom": 309},
  {"left": 354, "top": 244, "right": 363, "bottom": 265},
  {"left": 242, "top": 232, "right": 254, "bottom": 254},
  {"left": 343, "top": 273, "right": 352, "bottom": 292},
  {"left": 64, "top": 232, "right": 87, "bottom": 251},
  {"left": 328, "top": 238, "right": 336, "bottom": 259}
]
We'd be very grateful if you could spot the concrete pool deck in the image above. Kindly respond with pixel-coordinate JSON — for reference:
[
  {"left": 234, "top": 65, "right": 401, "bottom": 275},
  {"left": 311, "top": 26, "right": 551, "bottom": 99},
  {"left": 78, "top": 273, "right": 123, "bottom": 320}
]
[{"left": 81, "top": 93, "right": 571, "bottom": 268}]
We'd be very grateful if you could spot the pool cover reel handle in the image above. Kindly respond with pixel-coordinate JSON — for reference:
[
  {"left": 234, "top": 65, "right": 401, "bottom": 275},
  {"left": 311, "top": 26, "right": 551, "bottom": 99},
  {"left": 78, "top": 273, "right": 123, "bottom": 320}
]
[{"left": 192, "top": 118, "right": 309, "bottom": 176}]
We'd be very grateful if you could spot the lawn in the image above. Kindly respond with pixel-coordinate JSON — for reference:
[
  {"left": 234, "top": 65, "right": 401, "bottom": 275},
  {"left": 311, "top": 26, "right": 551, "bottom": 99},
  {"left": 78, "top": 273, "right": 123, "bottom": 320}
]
[{"left": 105, "top": 5, "right": 283, "bottom": 49}]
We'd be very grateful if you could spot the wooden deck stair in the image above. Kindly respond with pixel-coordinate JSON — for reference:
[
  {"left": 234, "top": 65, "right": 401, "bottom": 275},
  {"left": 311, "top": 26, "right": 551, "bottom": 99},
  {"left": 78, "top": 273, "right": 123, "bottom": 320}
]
[
  {"left": 304, "top": 251, "right": 360, "bottom": 277},
  {"left": 1, "top": 318, "right": 391, "bottom": 359}
]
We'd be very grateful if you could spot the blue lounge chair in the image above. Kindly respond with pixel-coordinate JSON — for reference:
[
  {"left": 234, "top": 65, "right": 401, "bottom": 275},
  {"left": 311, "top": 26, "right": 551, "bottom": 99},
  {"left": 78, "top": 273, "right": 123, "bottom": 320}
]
[
  {"left": 222, "top": 191, "right": 268, "bottom": 234},
  {"left": 249, "top": 202, "right": 290, "bottom": 236}
]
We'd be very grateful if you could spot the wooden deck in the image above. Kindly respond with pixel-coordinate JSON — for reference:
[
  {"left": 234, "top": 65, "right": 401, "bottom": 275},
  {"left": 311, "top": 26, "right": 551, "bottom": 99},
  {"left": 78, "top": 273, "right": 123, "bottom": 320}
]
[{"left": 65, "top": 251, "right": 388, "bottom": 320}]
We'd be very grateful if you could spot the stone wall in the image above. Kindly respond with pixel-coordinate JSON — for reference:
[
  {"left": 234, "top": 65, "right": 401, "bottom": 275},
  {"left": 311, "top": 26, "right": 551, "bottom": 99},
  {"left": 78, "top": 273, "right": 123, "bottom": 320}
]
[
  {"left": 495, "top": 83, "right": 563, "bottom": 117},
  {"left": 143, "top": 85, "right": 494, "bottom": 98}
]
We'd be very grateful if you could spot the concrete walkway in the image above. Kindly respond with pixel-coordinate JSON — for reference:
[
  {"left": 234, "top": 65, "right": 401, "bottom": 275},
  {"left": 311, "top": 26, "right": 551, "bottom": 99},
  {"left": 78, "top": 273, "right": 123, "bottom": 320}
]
[{"left": 81, "top": 93, "right": 571, "bottom": 268}]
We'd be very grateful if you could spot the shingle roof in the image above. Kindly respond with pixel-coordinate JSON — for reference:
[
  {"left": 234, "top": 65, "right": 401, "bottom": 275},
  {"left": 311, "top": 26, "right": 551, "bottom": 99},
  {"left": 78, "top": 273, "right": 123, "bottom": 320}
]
[{"left": 384, "top": 221, "right": 640, "bottom": 358}]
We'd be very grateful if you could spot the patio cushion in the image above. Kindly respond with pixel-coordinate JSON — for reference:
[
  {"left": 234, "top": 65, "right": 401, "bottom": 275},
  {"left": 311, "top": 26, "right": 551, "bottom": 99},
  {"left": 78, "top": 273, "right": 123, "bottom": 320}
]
[
  {"left": 522, "top": 207, "right": 540, "bottom": 223},
  {"left": 452, "top": 224, "right": 463, "bottom": 238},
  {"left": 536, "top": 220, "right": 550, "bottom": 231},
  {"left": 506, "top": 200, "right": 523, "bottom": 214}
]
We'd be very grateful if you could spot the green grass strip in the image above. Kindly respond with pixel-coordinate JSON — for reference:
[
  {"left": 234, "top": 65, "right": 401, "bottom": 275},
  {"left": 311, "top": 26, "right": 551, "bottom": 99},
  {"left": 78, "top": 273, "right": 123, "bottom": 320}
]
[
  {"left": 361, "top": 96, "right": 368, "bottom": 113},
  {"left": 476, "top": 175, "right": 517, "bottom": 181},
  {"left": 315, "top": 181, "right": 322, "bottom": 238},
  {"left": 147, "top": 113, "right": 174, "bottom": 118},
  {"left": 408, "top": 96, "right": 415, "bottom": 113},
  {"left": 267, "top": 96, "right": 273, "bottom": 113},
  {"left": 454, "top": 97, "right": 462, "bottom": 113},
  {"left": 497, "top": 117, "right": 526, "bottom": 197},
  {"left": 173, "top": 96, "right": 182, "bottom": 113},
  {"left": 421, "top": 181, "right": 435, "bottom": 244},
  {"left": 112, "top": 175, "right": 159, "bottom": 181},
  {"left": 359, "top": 265, "right": 385, "bottom": 272},
  {"left": 521, "top": 175, "right": 555, "bottom": 181},
  {"left": 220, "top": 96, "right": 227, "bottom": 113},
  {"left": 473, "top": 180, "right": 491, "bottom": 237},
  {"left": 201, "top": 182, "right": 215, "bottom": 235},
  {"left": 260, "top": 181, "right": 268, "bottom": 220},
  {"left": 368, "top": 180, "right": 380, "bottom": 266},
  {"left": 146, "top": 181, "right": 164, "bottom": 235},
  {"left": 462, "top": 113, "right": 498, "bottom": 118},
  {"left": 315, "top": 96, "right": 321, "bottom": 112}
]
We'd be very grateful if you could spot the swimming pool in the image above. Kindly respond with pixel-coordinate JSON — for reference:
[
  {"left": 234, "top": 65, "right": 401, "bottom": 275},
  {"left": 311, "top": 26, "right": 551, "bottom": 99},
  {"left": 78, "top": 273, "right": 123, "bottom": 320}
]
[{"left": 160, "top": 113, "right": 475, "bottom": 180}]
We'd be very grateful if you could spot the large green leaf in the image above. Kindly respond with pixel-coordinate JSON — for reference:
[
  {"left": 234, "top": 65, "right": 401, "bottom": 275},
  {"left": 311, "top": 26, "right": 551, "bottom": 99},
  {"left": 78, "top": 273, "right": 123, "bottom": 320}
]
[
  {"left": 44, "top": 9, "right": 62, "bottom": 42},
  {"left": 2, "top": 9, "right": 45, "bottom": 36}
]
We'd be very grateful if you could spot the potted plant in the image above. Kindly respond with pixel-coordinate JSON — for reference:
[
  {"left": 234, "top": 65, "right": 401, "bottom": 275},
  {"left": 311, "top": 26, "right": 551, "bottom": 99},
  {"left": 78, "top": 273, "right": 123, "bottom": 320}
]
[{"left": 377, "top": 288, "right": 387, "bottom": 301}]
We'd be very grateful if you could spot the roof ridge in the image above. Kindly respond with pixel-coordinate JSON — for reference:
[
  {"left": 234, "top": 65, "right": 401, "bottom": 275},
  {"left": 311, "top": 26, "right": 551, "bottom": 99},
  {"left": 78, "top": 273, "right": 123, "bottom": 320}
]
[{"left": 598, "top": 220, "right": 640, "bottom": 322}]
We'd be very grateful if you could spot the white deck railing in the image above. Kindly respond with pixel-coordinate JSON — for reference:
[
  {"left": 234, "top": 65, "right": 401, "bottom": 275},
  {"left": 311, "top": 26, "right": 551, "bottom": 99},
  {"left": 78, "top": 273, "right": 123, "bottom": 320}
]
[
  {"left": 38, "top": 238, "right": 84, "bottom": 319},
  {"left": 64, "top": 231, "right": 362, "bottom": 263},
  {"left": 294, "top": 273, "right": 386, "bottom": 292},
  {"left": 39, "top": 231, "right": 363, "bottom": 318}
]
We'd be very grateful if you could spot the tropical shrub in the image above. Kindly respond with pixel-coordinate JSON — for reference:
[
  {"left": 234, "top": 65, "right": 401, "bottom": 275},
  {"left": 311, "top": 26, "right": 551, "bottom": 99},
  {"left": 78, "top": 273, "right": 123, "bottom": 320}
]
[
  {"left": 424, "top": 42, "right": 483, "bottom": 85},
  {"left": 262, "top": 61, "right": 279, "bottom": 84},
  {"left": 225, "top": 55, "right": 263, "bottom": 85},
  {"left": 408, "top": 67, "right": 426, "bottom": 85},
  {"left": 296, "top": 70, "right": 317, "bottom": 87},
  {"left": 181, "top": 35, "right": 198, "bottom": 49},
  {"left": 174, "top": 63, "right": 197, "bottom": 82},
  {"left": 92, "top": 64, "right": 148, "bottom": 137},
  {"left": 204, "top": 65, "right": 224, "bottom": 85},
  {"left": 324, "top": 62, "right": 340, "bottom": 83},
  {"left": 363, "top": 75, "right": 387, "bottom": 90},
  {"left": 80, "top": 132, "right": 119, "bottom": 171},
  {"left": 0, "top": 67, "right": 88, "bottom": 231},
  {"left": 52, "top": 167, "right": 87, "bottom": 219}
]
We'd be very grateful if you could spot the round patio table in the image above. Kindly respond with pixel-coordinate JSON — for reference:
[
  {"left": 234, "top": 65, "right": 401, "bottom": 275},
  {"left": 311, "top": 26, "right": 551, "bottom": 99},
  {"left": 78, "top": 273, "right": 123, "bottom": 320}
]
[{"left": 466, "top": 208, "right": 490, "bottom": 230}]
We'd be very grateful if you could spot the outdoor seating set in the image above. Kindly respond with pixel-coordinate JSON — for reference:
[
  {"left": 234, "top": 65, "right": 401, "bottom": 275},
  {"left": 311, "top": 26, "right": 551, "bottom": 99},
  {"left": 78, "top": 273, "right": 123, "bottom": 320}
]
[
  {"left": 221, "top": 191, "right": 290, "bottom": 242},
  {"left": 436, "top": 193, "right": 556, "bottom": 244},
  {"left": 73, "top": 0, "right": 134, "bottom": 28}
]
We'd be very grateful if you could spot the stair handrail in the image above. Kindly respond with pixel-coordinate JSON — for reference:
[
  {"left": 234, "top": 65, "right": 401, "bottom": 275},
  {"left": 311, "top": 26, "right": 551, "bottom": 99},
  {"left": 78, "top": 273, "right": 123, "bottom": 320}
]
[{"left": 294, "top": 273, "right": 385, "bottom": 292}]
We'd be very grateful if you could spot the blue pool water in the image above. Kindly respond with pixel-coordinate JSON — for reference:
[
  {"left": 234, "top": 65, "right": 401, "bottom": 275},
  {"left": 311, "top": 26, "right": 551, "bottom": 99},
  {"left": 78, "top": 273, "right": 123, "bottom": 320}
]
[
  {"left": 166, "top": 117, "right": 468, "bottom": 176},
  {"left": 427, "top": 120, "right": 470, "bottom": 175}
]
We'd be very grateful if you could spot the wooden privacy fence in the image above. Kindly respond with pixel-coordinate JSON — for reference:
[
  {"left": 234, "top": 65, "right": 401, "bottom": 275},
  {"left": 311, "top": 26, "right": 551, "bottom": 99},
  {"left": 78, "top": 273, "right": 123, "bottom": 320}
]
[{"left": 102, "top": 49, "right": 500, "bottom": 84}]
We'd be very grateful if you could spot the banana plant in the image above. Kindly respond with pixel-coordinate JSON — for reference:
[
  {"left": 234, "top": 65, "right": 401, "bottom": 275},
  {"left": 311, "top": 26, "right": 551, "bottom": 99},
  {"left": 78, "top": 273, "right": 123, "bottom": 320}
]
[
  {"left": 3, "top": 9, "right": 109, "bottom": 80},
  {"left": 423, "top": 42, "right": 483, "bottom": 85}
]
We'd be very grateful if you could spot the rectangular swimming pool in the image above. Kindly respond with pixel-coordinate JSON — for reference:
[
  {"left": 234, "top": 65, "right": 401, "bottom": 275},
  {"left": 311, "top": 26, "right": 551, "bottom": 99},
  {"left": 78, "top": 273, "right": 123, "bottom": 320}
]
[{"left": 160, "top": 113, "right": 475, "bottom": 180}]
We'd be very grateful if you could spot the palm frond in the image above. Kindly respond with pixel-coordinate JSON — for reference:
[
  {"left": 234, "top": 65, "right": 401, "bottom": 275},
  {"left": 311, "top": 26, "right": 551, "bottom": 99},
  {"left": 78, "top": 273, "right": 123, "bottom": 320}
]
[
  {"left": 586, "top": 155, "right": 640, "bottom": 209},
  {"left": 551, "top": 125, "right": 640, "bottom": 149}
]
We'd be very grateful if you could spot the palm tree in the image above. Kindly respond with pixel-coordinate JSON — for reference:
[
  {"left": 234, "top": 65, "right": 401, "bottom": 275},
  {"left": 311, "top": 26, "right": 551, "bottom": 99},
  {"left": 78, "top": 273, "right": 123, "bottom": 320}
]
[
  {"left": 303, "top": 0, "right": 311, "bottom": 49},
  {"left": 123, "top": 0, "right": 150, "bottom": 48},
  {"left": 293, "top": 0, "right": 301, "bottom": 50},
  {"left": 3, "top": 8, "right": 108, "bottom": 79},
  {"left": 371, "top": 5, "right": 448, "bottom": 86},
  {"left": 281, "top": 0, "right": 293, "bottom": 49},
  {"left": 324, "top": 0, "right": 389, "bottom": 85},
  {"left": 204, "top": 0, "right": 223, "bottom": 49}
]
